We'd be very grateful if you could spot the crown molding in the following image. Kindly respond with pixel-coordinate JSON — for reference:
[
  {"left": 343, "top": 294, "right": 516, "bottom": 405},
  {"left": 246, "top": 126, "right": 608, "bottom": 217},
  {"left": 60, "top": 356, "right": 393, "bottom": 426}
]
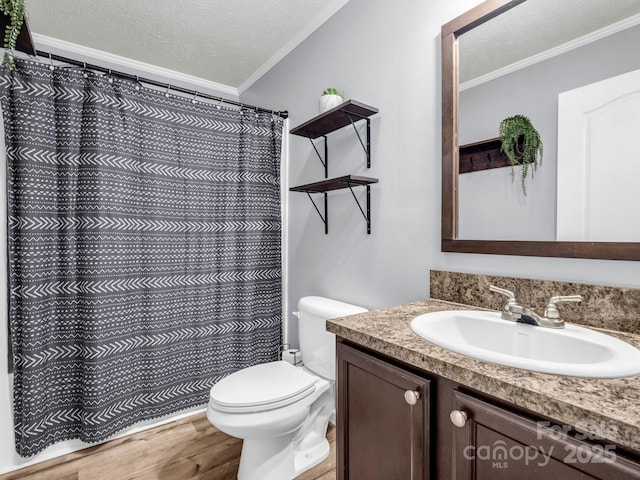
[
  {"left": 238, "top": 0, "right": 351, "bottom": 94},
  {"left": 31, "top": 33, "right": 239, "bottom": 99},
  {"left": 30, "top": 0, "right": 351, "bottom": 98},
  {"left": 460, "top": 13, "right": 640, "bottom": 91}
]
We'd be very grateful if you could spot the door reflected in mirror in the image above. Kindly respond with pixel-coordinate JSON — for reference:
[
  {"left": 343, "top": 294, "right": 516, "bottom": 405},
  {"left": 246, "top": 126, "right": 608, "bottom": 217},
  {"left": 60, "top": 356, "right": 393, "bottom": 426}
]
[{"left": 453, "top": 0, "right": 640, "bottom": 242}]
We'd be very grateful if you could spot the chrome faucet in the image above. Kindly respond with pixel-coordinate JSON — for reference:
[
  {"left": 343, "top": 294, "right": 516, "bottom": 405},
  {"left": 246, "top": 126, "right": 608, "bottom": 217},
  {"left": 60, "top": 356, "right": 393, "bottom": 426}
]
[{"left": 489, "top": 285, "right": 582, "bottom": 329}]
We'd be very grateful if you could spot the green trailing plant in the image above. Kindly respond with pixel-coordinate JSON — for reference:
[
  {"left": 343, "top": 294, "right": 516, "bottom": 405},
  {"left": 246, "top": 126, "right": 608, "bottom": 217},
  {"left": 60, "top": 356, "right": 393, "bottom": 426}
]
[
  {"left": 322, "top": 87, "right": 343, "bottom": 97},
  {"left": 0, "top": 0, "right": 25, "bottom": 70},
  {"left": 499, "top": 114, "right": 543, "bottom": 194}
]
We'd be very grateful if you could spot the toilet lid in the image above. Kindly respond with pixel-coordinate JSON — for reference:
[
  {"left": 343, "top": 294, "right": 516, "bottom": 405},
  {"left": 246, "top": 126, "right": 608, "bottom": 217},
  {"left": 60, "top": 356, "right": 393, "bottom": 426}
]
[{"left": 209, "top": 361, "right": 318, "bottom": 412}]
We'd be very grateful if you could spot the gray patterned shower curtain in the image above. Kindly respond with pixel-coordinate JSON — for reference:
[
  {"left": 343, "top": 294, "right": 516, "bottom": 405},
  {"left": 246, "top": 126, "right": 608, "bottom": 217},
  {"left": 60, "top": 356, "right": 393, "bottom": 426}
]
[{"left": 0, "top": 59, "right": 283, "bottom": 456}]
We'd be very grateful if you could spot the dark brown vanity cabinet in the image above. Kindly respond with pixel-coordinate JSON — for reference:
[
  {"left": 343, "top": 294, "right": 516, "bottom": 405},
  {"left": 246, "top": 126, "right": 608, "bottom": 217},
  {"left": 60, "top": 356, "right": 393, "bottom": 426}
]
[
  {"left": 336, "top": 342, "right": 431, "bottom": 480},
  {"left": 451, "top": 390, "right": 640, "bottom": 480},
  {"left": 336, "top": 341, "right": 640, "bottom": 480}
]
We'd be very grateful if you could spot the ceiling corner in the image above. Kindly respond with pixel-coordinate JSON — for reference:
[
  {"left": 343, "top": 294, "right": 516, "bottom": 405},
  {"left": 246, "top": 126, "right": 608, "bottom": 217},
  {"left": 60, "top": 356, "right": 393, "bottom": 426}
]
[{"left": 237, "top": 0, "right": 351, "bottom": 94}]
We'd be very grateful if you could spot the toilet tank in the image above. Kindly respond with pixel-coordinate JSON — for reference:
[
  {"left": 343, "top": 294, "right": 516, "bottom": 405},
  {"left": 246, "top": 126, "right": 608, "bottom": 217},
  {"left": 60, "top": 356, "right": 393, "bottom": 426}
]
[{"left": 297, "top": 296, "right": 367, "bottom": 380}]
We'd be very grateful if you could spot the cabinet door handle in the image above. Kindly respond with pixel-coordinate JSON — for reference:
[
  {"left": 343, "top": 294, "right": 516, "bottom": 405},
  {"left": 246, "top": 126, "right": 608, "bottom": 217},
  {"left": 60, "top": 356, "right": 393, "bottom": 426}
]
[
  {"left": 450, "top": 409, "right": 468, "bottom": 427},
  {"left": 404, "top": 390, "right": 420, "bottom": 405}
]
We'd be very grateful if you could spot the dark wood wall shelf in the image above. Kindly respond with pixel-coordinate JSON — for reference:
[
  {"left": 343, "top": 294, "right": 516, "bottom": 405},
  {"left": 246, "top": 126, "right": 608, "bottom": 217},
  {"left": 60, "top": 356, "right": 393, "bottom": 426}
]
[
  {"left": 290, "top": 100, "right": 378, "bottom": 139},
  {"left": 290, "top": 175, "right": 378, "bottom": 193},
  {"left": 290, "top": 100, "right": 378, "bottom": 173},
  {"left": 290, "top": 100, "right": 379, "bottom": 234},
  {"left": 290, "top": 176, "right": 378, "bottom": 235},
  {"left": 458, "top": 136, "right": 523, "bottom": 174}
]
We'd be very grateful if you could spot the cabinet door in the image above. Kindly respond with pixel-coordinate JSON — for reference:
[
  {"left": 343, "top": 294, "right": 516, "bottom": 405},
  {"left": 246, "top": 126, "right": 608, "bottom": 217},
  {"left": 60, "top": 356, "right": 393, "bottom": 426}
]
[
  {"left": 451, "top": 390, "right": 640, "bottom": 480},
  {"left": 337, "top": 342, "right": 431, "bottom": 480}
]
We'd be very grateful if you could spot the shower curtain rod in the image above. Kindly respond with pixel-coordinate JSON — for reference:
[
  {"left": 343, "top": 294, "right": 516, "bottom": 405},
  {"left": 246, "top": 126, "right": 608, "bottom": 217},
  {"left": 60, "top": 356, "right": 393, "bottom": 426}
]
[{"left": 34, "top": 50, "right": 289, "bottom": 119}]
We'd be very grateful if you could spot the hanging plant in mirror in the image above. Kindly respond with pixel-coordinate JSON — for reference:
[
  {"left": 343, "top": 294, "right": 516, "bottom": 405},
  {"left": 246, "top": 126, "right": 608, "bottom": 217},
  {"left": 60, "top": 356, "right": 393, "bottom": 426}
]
[
  {"left": 0, "top": 0, "right": 25, "bottom": 70},
  {"left": 499, "top": 114, "right": 543, "bottom": 195}
]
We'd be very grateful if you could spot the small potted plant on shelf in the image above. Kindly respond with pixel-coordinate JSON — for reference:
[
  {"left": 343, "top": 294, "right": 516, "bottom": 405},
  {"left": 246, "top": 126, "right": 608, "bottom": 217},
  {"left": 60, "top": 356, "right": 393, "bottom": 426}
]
[
  {"left": 319, "top": 87, "right": 344, "bottom": 113},
  {"left": 499, "top": 114, "right": 543, "bottom": 195}
]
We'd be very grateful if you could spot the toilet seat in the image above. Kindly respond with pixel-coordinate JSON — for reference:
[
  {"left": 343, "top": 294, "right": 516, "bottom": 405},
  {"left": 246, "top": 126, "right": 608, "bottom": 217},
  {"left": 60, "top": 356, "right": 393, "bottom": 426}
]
[{"left": 209, "top": 361, "right": 318, "bottom": 413}]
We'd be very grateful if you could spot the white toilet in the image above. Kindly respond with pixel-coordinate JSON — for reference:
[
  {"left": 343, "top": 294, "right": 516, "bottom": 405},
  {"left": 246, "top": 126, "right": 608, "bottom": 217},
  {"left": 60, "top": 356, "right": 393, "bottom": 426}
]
[{"left": 207, "top": 296, "right": 367, "bottom": 480}]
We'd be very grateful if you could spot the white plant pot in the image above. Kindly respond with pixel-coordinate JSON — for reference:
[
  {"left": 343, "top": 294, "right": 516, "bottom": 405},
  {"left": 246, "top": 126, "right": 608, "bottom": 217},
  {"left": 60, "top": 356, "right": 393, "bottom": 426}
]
[{"left": 319, "top": 94, "right": 343, "bottom": 113}]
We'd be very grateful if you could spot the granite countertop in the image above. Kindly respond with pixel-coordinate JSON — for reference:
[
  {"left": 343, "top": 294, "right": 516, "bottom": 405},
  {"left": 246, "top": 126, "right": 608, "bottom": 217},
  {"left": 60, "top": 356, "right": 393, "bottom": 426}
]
[{"left": 326, "top": 299, "right": 640, "bottom": 452}]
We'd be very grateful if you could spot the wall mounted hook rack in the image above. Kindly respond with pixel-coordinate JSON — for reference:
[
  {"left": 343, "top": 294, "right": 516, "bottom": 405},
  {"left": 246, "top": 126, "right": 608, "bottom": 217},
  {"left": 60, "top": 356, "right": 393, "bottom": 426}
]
[{"left": 458, "top": 136, "right": 525, "bottom": 174}]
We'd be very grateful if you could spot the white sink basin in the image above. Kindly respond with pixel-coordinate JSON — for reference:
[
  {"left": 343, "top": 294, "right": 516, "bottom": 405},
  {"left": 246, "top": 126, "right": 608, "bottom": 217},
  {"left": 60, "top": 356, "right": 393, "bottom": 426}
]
[{"left": 410, "top": 310, "right": 640, "bottom": 378}]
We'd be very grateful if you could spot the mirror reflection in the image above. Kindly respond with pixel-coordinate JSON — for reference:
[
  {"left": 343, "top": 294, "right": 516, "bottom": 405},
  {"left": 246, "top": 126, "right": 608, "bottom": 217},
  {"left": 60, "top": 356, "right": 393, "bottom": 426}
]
[{"left": 456, "top": 0, "right": 640, "bottom": 241}]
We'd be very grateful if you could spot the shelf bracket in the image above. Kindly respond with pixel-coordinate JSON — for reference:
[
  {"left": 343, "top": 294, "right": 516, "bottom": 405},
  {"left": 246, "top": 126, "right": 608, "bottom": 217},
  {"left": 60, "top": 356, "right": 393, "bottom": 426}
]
[
  {"left": 345, "top": 112, "right": 371, "bottom": 168},
  {"left": 305, "top": 132, "right": 328, "bottom": 178},
  {"left": 347, "top": 184, "right": 372, "bottom": 234},
  {"left": 305, "top": 192, "right": 328, "bottom": 234}
]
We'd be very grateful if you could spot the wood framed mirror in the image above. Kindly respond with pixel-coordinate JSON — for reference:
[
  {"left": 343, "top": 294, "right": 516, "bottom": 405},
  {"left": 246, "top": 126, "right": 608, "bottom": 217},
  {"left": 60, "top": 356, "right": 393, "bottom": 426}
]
[{"left": 441, "top": 0, "right": 640, "bottom": 260}]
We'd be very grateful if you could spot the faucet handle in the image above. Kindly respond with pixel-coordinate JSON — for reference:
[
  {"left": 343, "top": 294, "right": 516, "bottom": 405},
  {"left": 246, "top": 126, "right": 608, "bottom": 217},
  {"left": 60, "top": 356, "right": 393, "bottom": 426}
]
[
  {"left": 544, "top": 295, "right": 583, "bottom": 320},
  {"left": 490, "top": 285, "right": 523, "bottom": 320},
  {"left": 489, "top": 285, "right": 516, "bottom": 303},
  {"left": 489, "top": 285, "right": 518, "bottom": 305}
]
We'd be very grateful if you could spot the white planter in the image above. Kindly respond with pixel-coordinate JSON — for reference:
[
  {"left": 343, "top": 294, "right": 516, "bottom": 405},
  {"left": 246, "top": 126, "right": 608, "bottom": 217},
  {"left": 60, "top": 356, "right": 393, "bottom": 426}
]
[{"left": 319, "top": 94, "right": 343, "bottom": 113}]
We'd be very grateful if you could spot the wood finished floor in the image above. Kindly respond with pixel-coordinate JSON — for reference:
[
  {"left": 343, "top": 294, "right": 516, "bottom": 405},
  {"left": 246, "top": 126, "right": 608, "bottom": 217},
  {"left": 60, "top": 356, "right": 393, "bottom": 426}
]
[{"left": 0, "top": 412, "right": 336, "bottom": 480}]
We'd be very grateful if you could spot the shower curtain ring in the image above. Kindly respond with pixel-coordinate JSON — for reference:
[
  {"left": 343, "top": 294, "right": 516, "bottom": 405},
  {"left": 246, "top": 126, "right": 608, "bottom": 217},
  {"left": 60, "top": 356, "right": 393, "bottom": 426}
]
[
  {"left": 192, "top": 91, "right": 198, "bottom": 104},
  {"left": 165, "top": 85, "right": 171, "bottom": 97},
  {"left": 107, "top": 69, "right": 113, "bottom": 83},
  {"left": 48, "top": 53, "right": 55, "bottom": 71},
  {"left": 216, "top": 97, "right": 223, "bottom": 109}
]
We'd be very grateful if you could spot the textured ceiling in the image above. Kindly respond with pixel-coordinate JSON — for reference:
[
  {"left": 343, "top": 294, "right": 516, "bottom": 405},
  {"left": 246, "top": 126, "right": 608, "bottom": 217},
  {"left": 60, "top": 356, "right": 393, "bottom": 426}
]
[
  {"left": 24, "top": 0, "right": 338, "bottom": 89},
  {"left": 459, "top": 0, "right": 640, "bottom": 84}
]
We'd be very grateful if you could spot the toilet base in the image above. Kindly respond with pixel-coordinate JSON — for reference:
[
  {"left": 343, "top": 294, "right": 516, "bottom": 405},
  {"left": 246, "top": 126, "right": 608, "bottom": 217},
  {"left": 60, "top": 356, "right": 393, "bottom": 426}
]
[
  {"left": 237, "top": 428, "right": 330, "bottom": 480},
  {"left": 294, "top": 436, "right": 330, "bottom": 475},
  {"left": 235, "top": 390, "right": 334, "bottom": 480}
]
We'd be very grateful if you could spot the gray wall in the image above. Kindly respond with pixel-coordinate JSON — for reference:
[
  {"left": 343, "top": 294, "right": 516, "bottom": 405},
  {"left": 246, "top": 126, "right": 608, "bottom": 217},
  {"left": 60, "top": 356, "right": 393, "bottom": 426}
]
[{"left": 241, "top": 0, "right": 640, "bottom": 347}]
